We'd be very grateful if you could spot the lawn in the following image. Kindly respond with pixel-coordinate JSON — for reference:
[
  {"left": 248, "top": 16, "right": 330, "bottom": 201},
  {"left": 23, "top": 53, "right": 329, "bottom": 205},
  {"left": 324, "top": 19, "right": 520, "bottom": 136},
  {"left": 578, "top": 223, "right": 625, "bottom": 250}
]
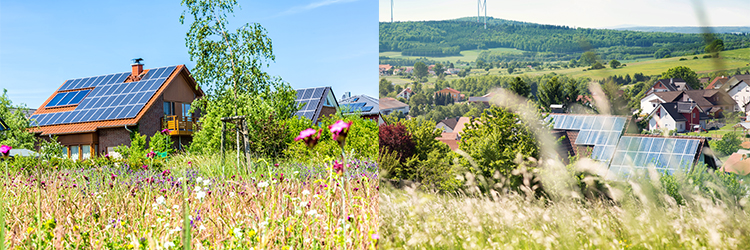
[
  {"left": 0, "top": 154, "right": 379, "bottom": 249},
  {"left": 380, "top": 47, "right": 524, "bottom": 65}
]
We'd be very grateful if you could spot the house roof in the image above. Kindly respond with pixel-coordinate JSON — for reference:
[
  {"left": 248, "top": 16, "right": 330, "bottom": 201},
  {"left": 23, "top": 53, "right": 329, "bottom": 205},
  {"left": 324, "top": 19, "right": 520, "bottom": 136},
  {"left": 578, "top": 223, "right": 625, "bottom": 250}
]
[
  {"left": 436, "top": 87, "right": 460, "bottom": 94},
  {"left": 437, "top": 118, "right": 459, "bottom": 130},
  {"left": 654, "top": 78, "right": 687, "bottom": 92},
  {"left": 294, "top": 86, "right": 338, "bottom": 122},
  {"left": 379, "top": 97, "right": 409, "bottom": 110},
  {"left": 653, "top": 91, "right": 683, "bottom": 102},
  {"left": 29, "top": 65, "right": 202, "bottom": 136},
  {"left": 339, "top": 94, "right": 379, "bottom": 116},
  {"left": 707, "top": 76, "right": 730, "bottom": 89},
  {"left": 654, "top": 102, "right": 687, "bottom": 122}
]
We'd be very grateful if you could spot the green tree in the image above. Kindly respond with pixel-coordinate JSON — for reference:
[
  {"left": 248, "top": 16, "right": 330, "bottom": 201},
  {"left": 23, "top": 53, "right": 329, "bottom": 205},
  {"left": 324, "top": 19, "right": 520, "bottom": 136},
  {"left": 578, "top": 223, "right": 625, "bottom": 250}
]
[
  {"left": 715, "top": 132, "right": 742, "bottom": 156},
  {"left": 181, "top": 0, "right": 297, "bottom": 156},
  {"left": 565, "top": 79, "right": 579, "bottom": 105},
  {"left": 580, "top": 51, "right": 598, "bottom": 66},
  {"left": 433, "top": 63, "right": 445, "bottom": 78},
  {"left": 459, "top": 107, "right": 540, "bottom": 179},
  {"left": 509, "top": 77, "right": 530, "bottom": 98},
  {"left": 705, "top": 39, "right": 724, "bottom": 54},
  {"left": 378, "top": 78, "right": 393, "bottom": 97},
  {"left": 662, "top": 66, "right": 700, "bottom": 90},
  {"left": 538, "top": 77, "right": 565, "bottom": 111},
  {"left": 0, "top": 89, "right": 35, "bottom": 149},
  {"left": 610, "top": 59, "right": 621, "bottom": 69},
  {"left": 655, "top": 48, "right": 671, "bottom": 59},
  {"left": 414, "top": 61, "right": 428, "bottom": 79}
]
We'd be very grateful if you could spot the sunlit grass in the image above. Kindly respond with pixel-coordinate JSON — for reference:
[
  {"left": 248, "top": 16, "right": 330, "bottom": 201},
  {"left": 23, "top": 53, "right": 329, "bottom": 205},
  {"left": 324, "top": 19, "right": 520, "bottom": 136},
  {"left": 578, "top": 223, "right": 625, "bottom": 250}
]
[{"left": 0, "top": 154, "right": 379, "bottom": 249}]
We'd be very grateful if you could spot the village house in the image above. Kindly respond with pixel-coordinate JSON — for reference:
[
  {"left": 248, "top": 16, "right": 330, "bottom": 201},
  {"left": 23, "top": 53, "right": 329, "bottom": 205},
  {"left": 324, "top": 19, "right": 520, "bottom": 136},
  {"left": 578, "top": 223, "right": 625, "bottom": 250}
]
[
  {"left": 29, "top": 61, "right": 204, "bottom": 159},
  {"left": 379, "top": 64, "right": 393, "bottom": 76},
  {"left": 727, "top": 79, "right": 750, "bottom": 111},
  {"left": 293, "top": 86, "right": 339, "bottom": 123},
  {"left": 648, "top": 102, "right": 706, "bottom": 132},
  {"left": 643, "top": 78, "right": 692, "bottom": 97},
  {"left": 339, "top": 94, "right": 382, "bottom": 125},
  {"left": 640, "top": 89, "right": 735, "bottom": 118},
  {"left": 436, "top": 117, "right": 471, "bottom": 151},
  {"left": 379, "top": 97, "right": 409, "bottom": 116},
  {"left": 706, "top": 76, "right": 730, "bottom": 90},
  {"left": 435, "top": 87, "right": 464, "bottom": 102},
  {"left": 396, "top": 87, "right": 413, "bottom": 100}
]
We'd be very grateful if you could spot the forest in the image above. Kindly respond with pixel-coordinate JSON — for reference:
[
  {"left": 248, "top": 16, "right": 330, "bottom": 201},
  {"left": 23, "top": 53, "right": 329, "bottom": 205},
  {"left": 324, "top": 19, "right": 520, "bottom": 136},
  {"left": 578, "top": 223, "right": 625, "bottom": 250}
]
[{"left": 379, "top": 17, "right": 750, "bottom": 62}]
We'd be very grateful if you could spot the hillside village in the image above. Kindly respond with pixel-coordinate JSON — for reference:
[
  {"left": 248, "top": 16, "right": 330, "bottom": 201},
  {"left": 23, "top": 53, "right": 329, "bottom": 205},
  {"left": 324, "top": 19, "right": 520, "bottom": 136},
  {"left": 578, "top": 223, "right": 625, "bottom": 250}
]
[{"left": 380, "top": 60, "right": 750, "bottom": 176}]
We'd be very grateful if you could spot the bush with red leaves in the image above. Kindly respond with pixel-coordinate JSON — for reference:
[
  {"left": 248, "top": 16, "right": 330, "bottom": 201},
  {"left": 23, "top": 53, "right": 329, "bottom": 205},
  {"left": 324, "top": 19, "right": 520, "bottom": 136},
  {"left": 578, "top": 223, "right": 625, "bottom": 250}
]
[{"left": 379, "top": 123, "right": 416, "bottom": 163}]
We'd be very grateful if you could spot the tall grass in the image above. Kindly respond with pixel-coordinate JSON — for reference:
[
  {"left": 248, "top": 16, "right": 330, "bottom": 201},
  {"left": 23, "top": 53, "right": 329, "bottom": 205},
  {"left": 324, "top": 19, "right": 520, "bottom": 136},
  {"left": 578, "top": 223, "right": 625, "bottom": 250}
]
[{"left": 0, "top": 154, "right": 379, "bottom": 249}]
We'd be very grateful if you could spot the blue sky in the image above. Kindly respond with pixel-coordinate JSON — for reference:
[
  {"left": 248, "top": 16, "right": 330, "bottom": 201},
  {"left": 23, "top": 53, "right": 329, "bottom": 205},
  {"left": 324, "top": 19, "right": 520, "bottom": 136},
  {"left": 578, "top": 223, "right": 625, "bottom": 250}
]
[
  {"left": 0, "top": 0, "right": 377, "bottom": 109},
  {"left": 380, "top": 0, "right": 750, "bottom": 28}
]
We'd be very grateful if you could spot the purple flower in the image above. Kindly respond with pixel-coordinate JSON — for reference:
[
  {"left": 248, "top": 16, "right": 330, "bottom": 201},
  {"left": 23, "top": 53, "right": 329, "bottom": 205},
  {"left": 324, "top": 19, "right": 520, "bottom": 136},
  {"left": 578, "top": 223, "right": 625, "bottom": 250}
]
[
  {"left": 328, "top": 120, "right": 352, "bottom": 147},
  {"left": 0, "top": 145, "right": 11, "bottom": 157},
  {"left": 333, "top": 161, "right": 345, "bottom": 175},
  {"left": 295, "top": 128, "right": 321, "bottom": 149}
]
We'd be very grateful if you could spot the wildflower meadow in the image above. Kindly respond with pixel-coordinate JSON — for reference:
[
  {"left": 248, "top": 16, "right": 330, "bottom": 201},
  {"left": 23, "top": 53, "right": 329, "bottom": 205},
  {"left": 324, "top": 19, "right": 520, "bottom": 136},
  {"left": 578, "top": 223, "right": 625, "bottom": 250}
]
[{"left": 0, "top": 119, "right": 379, "bottom": 249}]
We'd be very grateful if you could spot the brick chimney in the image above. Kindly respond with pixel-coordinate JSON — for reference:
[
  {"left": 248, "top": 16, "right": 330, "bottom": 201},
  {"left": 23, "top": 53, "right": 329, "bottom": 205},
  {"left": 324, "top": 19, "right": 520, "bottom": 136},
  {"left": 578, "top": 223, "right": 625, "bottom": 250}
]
[{"left": 132, "top": 58, "right": 144, "bottom": 76}]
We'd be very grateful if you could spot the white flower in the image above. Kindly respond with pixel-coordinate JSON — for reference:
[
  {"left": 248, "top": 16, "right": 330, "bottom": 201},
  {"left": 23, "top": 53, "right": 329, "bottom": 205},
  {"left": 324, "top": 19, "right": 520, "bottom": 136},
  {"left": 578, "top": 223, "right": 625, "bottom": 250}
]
[
  {"left": 259, "top": 221, "right": 268, "bottom": 228},
  {"left": 302, "top": 189, "right": 311, "bottom": 195},
  {"left": 164, "top": 242, "right": 175, "bottom": 248},
  {"left": 295, "top": 209, "right": 302, "bottom": 215},
  {"left": 194, "top": 186, "right": 202, "bottom": 192},
  {"left": 202, "top": 179, "right": 210, "bottom": 186},
  {"left": 229, "top": 192, "right": 236, "bottom": 198},
  {"left": 157, "top": 218, "right": 164, "bottom": 223},
  {"left": 196, "top": 177, "right": 203, "bottom": 183},
  {"left": 233, "top": 228, "right": 242, "bottom": 238},
  {"left": 306, "top": 210, "right": 318, "bottom": 216},
  {"left": 257, "top": 181, "right": 269, "bottom": 188},
  {"left": 173, "top": 205, "right": 180, "bottom": 210},
  {"left": 196, "top": 190, "right": 206, "bottom": 201},
  {"left": 199, "top": 224, "right": 206, "bottom": 231},
  {"left": 299, "top": 201, "right": 307, "bottom": 207},
  {"left": 156, "top": 196, "right": 166, "bottom": 205}
]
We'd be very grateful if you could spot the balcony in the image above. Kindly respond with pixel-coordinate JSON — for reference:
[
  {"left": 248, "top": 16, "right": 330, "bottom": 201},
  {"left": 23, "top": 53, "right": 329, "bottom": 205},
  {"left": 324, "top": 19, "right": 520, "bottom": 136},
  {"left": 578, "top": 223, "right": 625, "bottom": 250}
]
[{"left": 162, "top": 115, "right": 198, "bottom": 136}]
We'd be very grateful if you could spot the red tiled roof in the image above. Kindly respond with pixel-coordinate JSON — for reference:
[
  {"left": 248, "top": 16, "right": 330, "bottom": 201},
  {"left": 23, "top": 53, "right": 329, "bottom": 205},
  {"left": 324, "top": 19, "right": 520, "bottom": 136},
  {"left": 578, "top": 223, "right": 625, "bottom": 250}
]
[{"left": 30, "top": 65, "right": 202, "bottom": 136}]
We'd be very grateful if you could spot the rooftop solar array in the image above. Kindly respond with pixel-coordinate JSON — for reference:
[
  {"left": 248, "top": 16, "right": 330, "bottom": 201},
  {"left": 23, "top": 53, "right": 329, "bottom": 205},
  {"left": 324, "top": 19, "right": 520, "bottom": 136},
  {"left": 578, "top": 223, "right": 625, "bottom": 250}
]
[
  {"left": 340, "top": 102, "right": 374, "bottom": 113},
  {"left": 294, "top": 87, "right": 327, "bottom": 120},
  {"left": 59, "top": 72, "right": 130, "bottom": 91},
  {"left": 548, "top": 115, "right": 627, "bottom": 163},
  {"left": 30, "top": 66, "right": 177, "bottom": 126},
  {"left": 609, "top": 136, "right": 701, "bottom": 177}
]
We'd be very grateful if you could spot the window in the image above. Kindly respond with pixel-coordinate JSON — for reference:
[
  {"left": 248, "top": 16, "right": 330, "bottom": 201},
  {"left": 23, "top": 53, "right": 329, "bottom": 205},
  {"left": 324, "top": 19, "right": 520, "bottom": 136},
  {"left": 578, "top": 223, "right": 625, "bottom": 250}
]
[
  {"left": 182, "top": 103, "right": 191, "bottom": 117},
  {"left": 164, "top": 101, "right": 175, "bottom": 116},
  {"left": 62, "top": 147, "right": 68, "bottom": 158},
  {"left": 82, "top": 145, "right": 91, "bottom": 160},
  {"left": 71, "top": 146, "right": 79, "bottom": 160}
]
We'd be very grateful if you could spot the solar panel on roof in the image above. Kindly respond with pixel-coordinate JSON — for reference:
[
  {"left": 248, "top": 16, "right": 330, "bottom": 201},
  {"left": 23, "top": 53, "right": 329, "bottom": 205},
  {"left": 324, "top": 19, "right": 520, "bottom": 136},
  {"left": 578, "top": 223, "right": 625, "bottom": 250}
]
[
  {"left": 59, "top": 72, "right": 130, "bottom": 91},
  {"left": 294, "top": 87, "right": 329, "bottom": 121},
  {"left": 609, "top": 136, "right": 702, "bottom": 179}
]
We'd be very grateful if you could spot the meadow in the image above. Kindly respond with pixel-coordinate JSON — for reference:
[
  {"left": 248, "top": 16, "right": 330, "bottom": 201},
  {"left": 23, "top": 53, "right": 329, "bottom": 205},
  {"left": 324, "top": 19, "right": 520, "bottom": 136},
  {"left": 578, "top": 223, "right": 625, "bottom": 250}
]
[
  {"left": 379, "top": 160, "right": 750, "bottom": 249},
  {"left": 0, "top": 134, "right": 379, "bottom": 250},
  {"left": 381, "top": 47, "right": 750, "bottom": 86}
]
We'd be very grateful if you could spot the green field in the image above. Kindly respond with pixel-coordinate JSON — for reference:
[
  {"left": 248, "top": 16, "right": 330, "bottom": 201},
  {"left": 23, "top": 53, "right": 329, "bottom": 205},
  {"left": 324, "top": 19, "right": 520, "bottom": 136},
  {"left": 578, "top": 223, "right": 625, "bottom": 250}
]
[
  {"left": 379, "top": 47, "right": 524, "bottom": 64},
  {"left": 381, "top": 48, "right": 750, "bottom": 85}
]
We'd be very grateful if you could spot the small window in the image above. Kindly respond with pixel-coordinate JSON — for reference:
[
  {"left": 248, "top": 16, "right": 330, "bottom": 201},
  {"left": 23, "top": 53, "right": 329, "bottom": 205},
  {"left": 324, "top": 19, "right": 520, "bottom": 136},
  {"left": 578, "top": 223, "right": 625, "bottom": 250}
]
[
  {"left": 82, "top": 145, "right": 91, "bottom": 160},
  {"left": 182, "top": 103, "right": 192, "bottom": 117},
  {"left": 164, "top": 102, "right": 175, "bottom": 116},
  {"left": 70, "top": 146, "right": 79, "bottom": 160},
  {"left": 62, "top": 147, "right": 68, "bottom": 158}
]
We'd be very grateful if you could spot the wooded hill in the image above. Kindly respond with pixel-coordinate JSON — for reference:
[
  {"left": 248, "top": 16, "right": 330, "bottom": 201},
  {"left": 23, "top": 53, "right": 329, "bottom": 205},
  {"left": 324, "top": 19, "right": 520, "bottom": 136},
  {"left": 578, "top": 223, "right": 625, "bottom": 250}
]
[{"left": 379, "top": 17, "right": 750, "bottom": 62}]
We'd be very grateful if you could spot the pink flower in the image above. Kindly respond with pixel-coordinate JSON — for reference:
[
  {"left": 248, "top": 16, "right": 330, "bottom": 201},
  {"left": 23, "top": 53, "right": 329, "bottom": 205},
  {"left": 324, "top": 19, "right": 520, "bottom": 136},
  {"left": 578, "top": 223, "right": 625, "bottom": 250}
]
[
  {"left": 333, "top": 161, "right": 345, "bottom": 175},
  {"left": 0, "top": 145, "right": 11, "bottom": 156},
  {"left": 162, "top": 169, "right": 171, "bottom": 177},
  {"left": 295, "top": 128, "right": 321, "bottom": 149},
  {"left": 146, "top": 151, "right": 156, "bottom": 158},
  {"left": 328, "top": 120, "right": 352, "bottom": 147},
  {"left": 161, "top": 129, "right": 170, "bottom": 134},
  {"left": 142, "top": 165, "right": 148, "bottom": 170}
]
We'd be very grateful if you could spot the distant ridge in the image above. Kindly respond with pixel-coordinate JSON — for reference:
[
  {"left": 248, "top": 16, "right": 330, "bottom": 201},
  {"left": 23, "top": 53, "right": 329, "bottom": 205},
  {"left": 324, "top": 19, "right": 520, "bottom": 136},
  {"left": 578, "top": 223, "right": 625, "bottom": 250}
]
[{"left": 614, "top": 26, "right": 750, "bottom": 34}]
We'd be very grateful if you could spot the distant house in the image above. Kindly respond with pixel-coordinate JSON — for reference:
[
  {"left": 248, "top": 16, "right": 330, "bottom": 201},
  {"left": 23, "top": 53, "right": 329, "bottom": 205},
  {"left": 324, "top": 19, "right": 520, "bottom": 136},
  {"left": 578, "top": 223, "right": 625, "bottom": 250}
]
[
  {"left": 379, "top": 97, "right": 409, "bottom": 115},
  {"left": 379, "top": 64, "right": 393, "bottom": 76},
  {"left": 446, "top": 68, "right": 460, "bottom": 75},
  {"left": 294, "top": 86, "right": 339, "bottom": 123},
  {"left": 468, "top": 92, "right": 496, "bottom": 104},
  {"left": 648, "top": 102, "right": 705, "bottom": 132},
  {"left": 435, "top": 87, "right": 464, "bottom": 102},
  {"left": 339, "top": 94, "right": 382, "bottom": 125},
  {"left": 727, "top": 80, "right": 750, "bottom": 111},
  {"left": 699, "top": 77, "right": 710, "bottom": 86},
  {"left": 396, "top": 87, "right": 413, "bottom": 100},
  {"left": 29, "top": 62, "right": 204, "bottom": 159},
  {"left": 436, "top": 117, "right": 460, "bottom": 133},
  {"left": 706, "top": 76, "right": 730, "bottom": 90},
  {"left": 640, "top": 89, "right": 735, "bottom": 118},
  {"left": 721, "top": 149, "right": 750, "bottom": 175},
  {"left": 436, "top": 117, "right": 472, "bottom": 151},
  {"left": 644, "top": 78, "right": 691, "bottom": 97},
  {"left": 722, "top": 75, "right": 750, "bottom": 91}
]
